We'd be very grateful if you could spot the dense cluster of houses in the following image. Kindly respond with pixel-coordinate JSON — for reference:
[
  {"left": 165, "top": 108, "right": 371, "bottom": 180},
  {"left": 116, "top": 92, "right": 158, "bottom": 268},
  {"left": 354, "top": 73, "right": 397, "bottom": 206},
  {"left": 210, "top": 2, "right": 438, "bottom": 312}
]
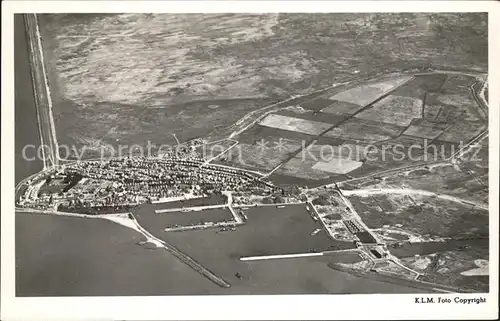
[{"left": 18, "top": 152, "right": 279, "bottom": 213}]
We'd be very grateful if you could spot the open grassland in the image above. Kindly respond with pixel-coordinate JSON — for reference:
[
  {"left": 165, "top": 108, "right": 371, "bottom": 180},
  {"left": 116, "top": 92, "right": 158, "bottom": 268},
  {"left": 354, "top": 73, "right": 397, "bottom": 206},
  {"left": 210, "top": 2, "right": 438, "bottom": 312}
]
[
  {"left": 195, "top": 139, "right": 238, "bottom": 161},
  {"left": 439, "top": 120, "right": 486, "bottom": 144},
  {"left": 38, "top": 13, "right": 487, "bottom": 154},
  {"left": 277, "top": 108, "right": 347, "bottom": 126},
  {"left": 348, "top": 194, "right": 488, "bottom": 240},
  {"left": 373, "top": 261, "right": 417, "bottom": 280},
  {"left": 343, "top": 149, "right": 489, "bottom": 205},
  {"left": 400, "top": 245, "right": 489, "bottom": 292},
  {"left": 441, "top": 74, "right": 477, "bottom": 93},
  {"left": 456, "top": 138, "right": 488, "bottom": 177}
]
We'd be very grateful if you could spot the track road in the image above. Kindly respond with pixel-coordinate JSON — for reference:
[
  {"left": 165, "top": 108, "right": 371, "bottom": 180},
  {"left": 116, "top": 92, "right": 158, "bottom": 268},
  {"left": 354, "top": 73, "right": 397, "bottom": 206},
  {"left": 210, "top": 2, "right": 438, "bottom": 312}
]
[{"left": 24, "top": 14, "right": 59, "bottom": 169}]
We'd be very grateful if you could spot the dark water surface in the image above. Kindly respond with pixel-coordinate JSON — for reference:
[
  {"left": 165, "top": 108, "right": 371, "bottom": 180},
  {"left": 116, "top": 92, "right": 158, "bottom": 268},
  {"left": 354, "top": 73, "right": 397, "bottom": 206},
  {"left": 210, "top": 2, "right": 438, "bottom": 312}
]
[{"left": 15, "top": 14, "right": 43, "bottom": 183}]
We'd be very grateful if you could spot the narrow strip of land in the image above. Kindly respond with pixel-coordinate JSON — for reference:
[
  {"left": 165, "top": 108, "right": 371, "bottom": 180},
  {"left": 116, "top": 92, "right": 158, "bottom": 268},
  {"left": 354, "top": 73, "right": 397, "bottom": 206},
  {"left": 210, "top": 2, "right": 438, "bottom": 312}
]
[
  {"left": 24, "top": 14, "right": 59, "bottom": 168},
  {"left": 341, "top": 188, "right": 488, "bottom": 210}
]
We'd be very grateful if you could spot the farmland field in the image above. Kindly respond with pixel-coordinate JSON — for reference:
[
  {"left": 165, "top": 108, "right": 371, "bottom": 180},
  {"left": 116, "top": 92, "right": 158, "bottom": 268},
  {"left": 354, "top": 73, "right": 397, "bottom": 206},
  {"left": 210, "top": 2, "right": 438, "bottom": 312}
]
[
  {"left": 274, "top": 142, "right": 366, "bottom": 181},
  {"left": 355, "top": 95, "right": 422, "bottom": 127},
  {"left": 251, "top": 63, "right": 485, "bottom": 186},
  {"left": 277, "top": 108, "right": 347, "bottom": 126},
  {"left": 403, "top": 124, "right": 443, "bottom": 139},
  {"left": 225, "top": 117, "right": 345, "bottom": 173},
  {"left": 312, "top": 158, "right": 363, "bottom": 174},
  {"left": 259, "top": 114, "right": 333, "bottom": 135},
  {"left": 393, "top": 73, "right": 447, "bottom": 98},
  {"left": 327, "top": 76, "right": 412, "bottom": 106},
  {"left": 325, "top": 118, "right": 403, "bottom": 143},
  {"left": 321, "top": 100, "right": 365, "bottom": 115}
]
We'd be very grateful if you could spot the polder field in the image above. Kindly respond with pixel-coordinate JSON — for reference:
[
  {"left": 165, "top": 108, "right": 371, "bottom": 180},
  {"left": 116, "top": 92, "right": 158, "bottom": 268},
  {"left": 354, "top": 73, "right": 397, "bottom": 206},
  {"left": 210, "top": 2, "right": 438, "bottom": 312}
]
[
  {"left": 236, "top": 70, "right": 488, "bottom": 187},
  {"left": 37, "top": 13, "right": 487, "bottom": 160}
]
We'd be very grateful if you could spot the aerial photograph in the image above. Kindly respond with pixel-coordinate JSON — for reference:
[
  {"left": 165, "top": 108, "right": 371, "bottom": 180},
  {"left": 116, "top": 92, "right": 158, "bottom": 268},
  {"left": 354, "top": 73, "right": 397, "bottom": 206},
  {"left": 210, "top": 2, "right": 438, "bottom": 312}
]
[{"left": 15, "top": 12, "right": 489, "bottom": 296}]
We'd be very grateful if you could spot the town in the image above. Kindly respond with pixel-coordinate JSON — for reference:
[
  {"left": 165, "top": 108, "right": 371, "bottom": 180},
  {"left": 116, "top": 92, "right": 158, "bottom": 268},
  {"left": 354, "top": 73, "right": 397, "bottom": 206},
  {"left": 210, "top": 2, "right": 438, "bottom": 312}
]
[{"left": 16, "top": 143, "right": 281, "bottom": 214}]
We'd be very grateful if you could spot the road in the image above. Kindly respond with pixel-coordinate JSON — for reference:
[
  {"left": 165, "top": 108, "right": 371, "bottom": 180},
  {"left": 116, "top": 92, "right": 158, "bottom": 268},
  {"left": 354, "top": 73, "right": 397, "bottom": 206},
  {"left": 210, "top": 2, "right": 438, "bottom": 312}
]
[
  {"left": 332, "top": 160, "right": 449, "bottom": 187},
  {"left": 342, "top": 188, "right": 488, "bottom": 210},
  {"left": 448, "top": 129, "right": 488, "bottom": 161},
  {"left": 200, "top": 139, "right": 239, "bottom": 166},
  {"left": 15, "top": 14, "right": 44, "bottom": 183},
  {"left": 23, "top": 14, "right": 59, "bottom": 169},
  {"left": 470, "top": 80, "right": 488, "bottom": 119}
]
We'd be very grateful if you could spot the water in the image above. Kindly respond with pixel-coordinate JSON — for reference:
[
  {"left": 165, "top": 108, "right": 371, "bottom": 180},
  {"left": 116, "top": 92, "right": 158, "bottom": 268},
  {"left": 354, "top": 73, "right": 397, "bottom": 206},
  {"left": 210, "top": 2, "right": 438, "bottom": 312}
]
[{"left": 15, "top": 14, "right": 43, "bottom": 183}]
